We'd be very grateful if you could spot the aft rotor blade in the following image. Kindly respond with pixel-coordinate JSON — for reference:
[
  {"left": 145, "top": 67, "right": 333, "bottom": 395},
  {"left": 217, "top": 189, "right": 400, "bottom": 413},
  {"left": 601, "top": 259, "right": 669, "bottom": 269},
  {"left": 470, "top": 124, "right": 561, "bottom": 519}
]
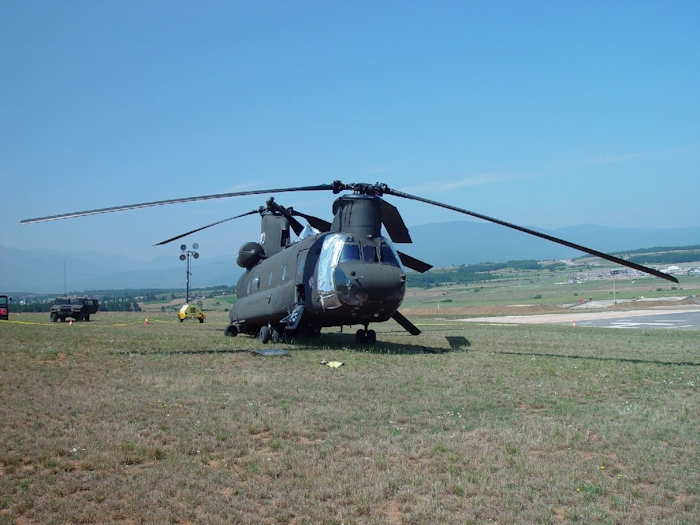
[
  {"left": 392, "top": 310, "right": 421, "bottom": 336},
  {"left": 20, "top": 183, "right": 335, "bottom": 224},
  {"left": 154, "top": 209, "right": 260, "bottom": 246},
  {"left": 285, "top": 214, "right": 305, "bottom": 237},
  {"left": 269, "top": 204, "right": 306, "bottom": 237},
  {"left": 385, "top": 188, "right": 679, "bottom": 284},
  {"left": 380, "top": 199, "right": 412, "bottom": 243},
  {"left": 291, "top": 211, "right": 332, "bottom": 232},
  {"left": 396, "top": 251, "right": 433, "bottom": 273}
]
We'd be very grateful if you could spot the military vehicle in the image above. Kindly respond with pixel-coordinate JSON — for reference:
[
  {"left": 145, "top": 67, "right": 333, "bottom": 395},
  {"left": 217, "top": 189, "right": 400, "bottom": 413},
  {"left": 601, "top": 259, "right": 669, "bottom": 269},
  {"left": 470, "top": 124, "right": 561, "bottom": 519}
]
[
  {"left": 0, "top": 295, "right": 10, "bottom": 321},
  {"left": 22, "top": 180, "right": 678, "bottom": 343},
  {"left": 49, "top": 296, "right": 99, "bottom": 322}
]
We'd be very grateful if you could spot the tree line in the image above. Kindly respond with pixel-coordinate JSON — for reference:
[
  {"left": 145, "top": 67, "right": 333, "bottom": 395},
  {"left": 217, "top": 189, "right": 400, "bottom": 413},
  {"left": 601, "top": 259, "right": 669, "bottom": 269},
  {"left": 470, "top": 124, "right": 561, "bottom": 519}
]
[{"left": 406, "top": 260, "right": 566, "bottom": 288}]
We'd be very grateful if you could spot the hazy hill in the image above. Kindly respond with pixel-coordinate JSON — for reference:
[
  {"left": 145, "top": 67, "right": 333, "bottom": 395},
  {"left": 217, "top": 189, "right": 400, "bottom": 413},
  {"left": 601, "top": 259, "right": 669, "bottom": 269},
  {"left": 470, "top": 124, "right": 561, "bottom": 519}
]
[
  {"left": 0, "top": 245, "right": 243, "bottom": 294},
  {"left": 2, "top": 222, "right": 699, "bottom": 293},
  {"left": 404, "top": 222, "right": 700, "bottom": 269}
]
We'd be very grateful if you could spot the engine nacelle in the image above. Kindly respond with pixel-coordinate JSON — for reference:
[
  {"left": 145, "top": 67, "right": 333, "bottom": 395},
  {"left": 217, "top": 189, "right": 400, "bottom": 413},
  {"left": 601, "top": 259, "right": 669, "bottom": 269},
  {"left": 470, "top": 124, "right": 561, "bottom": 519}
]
[{"left": 237, "top": 242, "right": 265, "bottom": 269}]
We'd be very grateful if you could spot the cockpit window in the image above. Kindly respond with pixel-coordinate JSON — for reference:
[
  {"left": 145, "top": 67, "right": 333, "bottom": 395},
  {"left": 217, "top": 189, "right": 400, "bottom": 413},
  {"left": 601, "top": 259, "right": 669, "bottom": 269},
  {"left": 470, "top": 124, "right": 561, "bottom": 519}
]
[
  {"left": 380, "top": 240, "right": 401, "bottom": 267},
  {"left": 340, "top": 242, "right": 361, "bottom": 262},
  {"left": 362, "top": 245, "right": 378, "bottom": 262}
]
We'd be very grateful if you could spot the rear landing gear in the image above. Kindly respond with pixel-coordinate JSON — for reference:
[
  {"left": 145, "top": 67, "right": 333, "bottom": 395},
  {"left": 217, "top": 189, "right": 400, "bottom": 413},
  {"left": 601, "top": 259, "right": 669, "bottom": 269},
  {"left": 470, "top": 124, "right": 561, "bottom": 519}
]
[
  {"left": 257, "top": 324, "right": 285, "bottom": 344},
  {"left": 271, "top": 327, "right": 282, "bottom": 343},
  {"left": 259, "top": 325, "right": 271, "bottom": 344}
]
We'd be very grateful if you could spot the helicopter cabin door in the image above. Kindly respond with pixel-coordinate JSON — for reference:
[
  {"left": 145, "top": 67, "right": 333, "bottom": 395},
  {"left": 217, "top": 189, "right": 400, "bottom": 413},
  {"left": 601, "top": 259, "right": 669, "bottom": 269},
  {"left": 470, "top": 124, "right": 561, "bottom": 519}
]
[{"left": 295, "top": 249, "right": 309, "bottom": 304}]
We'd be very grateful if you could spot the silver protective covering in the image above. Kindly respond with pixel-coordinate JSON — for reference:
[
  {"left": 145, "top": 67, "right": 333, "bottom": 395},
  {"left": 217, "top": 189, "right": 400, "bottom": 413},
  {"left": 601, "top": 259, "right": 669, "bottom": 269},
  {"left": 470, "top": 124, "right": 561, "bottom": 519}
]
[
  {"left": 298, "top": 224, "right": 320, "bottom": 240},
  {"left": 316, "top": 233, "right": 346, "bottom": 310}
]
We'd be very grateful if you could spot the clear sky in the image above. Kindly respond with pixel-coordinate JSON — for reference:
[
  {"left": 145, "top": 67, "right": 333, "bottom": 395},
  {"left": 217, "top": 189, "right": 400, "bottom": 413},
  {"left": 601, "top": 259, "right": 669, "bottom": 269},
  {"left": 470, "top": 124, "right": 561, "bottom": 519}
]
[{"left": 1, "top": 1, "right": 698, "bottom": 261}]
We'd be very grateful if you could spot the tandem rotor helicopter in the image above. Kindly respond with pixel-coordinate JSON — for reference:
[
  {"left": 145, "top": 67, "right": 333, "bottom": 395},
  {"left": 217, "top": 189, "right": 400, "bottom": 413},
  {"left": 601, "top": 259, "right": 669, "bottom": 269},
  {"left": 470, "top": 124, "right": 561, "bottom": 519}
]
[{"left": 22, "top": 180, "right": 678, "bottom": 344}]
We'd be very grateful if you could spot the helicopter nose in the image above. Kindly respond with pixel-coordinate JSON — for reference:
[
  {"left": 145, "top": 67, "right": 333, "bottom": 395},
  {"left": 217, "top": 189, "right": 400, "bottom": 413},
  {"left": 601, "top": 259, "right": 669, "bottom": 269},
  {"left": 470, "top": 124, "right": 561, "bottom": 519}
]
[{"left": 335, "top": 263, "right": 406, "bottom": 309}]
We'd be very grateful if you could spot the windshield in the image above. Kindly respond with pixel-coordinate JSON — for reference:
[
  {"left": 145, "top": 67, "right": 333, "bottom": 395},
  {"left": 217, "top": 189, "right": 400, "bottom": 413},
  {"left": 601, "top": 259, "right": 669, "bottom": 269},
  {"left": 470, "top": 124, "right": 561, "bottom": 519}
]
[
  {"left": 317, "top": 233, "right": 403, "bottom": 310},
  {"left": 380, "top": 240, "right": 401, "bottom": 267},
  {"left": 340, "top": 241, "right": 360, "bottom": 262}
]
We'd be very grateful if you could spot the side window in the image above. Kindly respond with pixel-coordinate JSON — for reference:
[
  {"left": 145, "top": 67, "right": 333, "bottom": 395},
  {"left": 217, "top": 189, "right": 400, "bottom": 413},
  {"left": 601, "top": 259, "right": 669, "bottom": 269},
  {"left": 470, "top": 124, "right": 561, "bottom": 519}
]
[
  {"left": 268, "top": 272, "right": 273, "bottom": 287},
  {"left": 246, "top": 281, "right": 251, "bottom": 295},
  {"left": 253, "top": 276, "right": 260, "bottom": 290},
  {"left": 281, "top": 265, "right": 287, "bottom": 281},
  {"left": 380, "top": 241, "right": 401, "bottom": 267},
  {"left": 340, "top": 242, "right": 361, "bottom": 262}
]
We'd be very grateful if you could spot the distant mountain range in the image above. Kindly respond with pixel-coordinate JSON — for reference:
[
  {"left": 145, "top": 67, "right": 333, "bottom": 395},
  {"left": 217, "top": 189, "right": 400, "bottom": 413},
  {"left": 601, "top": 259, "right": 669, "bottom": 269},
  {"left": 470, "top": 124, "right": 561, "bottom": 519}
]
[
  {"left": 406, "top": 222, "right": 700, "bottom": 268},
  {"left": 0, "top": 247, "right": 243, "bottom": 295},
  {"left": 2, "top": 222, "right": 699, "bottom": 294}
]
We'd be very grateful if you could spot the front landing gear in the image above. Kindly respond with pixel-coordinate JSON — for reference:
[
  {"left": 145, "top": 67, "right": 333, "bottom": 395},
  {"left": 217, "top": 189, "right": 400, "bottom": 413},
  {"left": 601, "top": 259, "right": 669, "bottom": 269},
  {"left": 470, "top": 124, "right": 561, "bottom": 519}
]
[{"left": 354, "top": 328, "right": 376, "bottom": 344}]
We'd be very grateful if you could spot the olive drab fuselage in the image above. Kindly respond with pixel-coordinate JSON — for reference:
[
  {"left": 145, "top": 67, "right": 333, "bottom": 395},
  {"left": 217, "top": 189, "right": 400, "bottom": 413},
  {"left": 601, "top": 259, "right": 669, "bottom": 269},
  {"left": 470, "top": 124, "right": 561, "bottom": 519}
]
[{"left": 228, "top": 194, "right": 407, "bottom": 337}]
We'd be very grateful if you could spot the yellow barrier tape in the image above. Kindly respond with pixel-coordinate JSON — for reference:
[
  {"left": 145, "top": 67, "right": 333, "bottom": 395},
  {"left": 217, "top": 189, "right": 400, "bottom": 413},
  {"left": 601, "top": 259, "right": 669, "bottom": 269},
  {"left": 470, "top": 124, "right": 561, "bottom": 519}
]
[{"left": 1, "top": 319, "right": 165, "bottom": 327}]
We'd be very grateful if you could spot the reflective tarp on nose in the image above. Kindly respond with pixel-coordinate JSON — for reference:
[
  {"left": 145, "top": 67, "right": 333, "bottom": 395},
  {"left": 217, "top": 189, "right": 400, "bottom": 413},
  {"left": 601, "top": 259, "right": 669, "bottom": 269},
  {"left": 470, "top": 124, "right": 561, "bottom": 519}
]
[{"left": 317, "top": 233, "right": 345, "bottom": 310}]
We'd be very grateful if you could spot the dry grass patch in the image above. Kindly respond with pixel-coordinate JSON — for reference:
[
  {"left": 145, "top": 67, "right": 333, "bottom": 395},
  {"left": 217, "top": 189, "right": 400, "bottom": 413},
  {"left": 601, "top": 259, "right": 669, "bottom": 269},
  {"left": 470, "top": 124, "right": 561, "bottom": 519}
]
[{"left": 1, "top": 311, "right": 698, "bottom": 523}]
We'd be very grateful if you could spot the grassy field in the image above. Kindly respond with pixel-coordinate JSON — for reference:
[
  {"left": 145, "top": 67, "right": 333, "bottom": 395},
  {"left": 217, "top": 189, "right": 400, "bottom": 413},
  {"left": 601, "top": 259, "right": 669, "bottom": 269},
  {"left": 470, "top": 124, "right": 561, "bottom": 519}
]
[
  {"left": 399, "top": 272, "right": 698, "bottom": 310},
  {"left": 1, "top": 309, "right": 699, "bottom": 524},
  {"left": 136, "top": 266, "right": 699, "bottom": 316}
]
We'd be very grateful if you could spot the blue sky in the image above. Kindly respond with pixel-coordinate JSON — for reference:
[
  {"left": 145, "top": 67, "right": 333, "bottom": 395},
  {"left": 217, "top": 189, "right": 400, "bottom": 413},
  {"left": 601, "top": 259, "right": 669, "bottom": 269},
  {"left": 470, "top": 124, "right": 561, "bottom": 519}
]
[{"left": 1, "top": 1, "right": 698, "bottom": 261}]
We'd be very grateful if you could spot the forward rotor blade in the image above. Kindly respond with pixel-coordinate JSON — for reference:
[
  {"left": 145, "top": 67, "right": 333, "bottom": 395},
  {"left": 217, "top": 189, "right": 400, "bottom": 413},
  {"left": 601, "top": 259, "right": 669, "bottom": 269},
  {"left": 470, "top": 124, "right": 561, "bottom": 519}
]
[
  {"left": 380, "top": 199, "right": 412, "bottom": 243},
  {"left": 392, "top": 310, "right": 421, "bottom": 336},
  {"left": 385, "top": 188, "right": 679, "bottom": 284},
  {"left": 396, "top": 251, "right": 433, "bottom": 273},
  {"left": 21, "top": 183, "right": 334, "bottom": 224},
  {"left": 154, "top": 209, "right": 260, "bottom": 246}
]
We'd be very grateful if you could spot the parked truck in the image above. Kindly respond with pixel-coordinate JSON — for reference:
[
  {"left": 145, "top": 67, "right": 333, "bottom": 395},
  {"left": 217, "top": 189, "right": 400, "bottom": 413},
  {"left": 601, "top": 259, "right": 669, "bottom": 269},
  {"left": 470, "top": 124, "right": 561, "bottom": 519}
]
[{"left": 49, "top": 297, "right": 99, "bottom": 322}]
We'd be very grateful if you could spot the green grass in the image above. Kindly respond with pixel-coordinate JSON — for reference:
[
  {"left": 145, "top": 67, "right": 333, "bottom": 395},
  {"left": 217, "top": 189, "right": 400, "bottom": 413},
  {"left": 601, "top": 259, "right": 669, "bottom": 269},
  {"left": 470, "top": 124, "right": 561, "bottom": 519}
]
[
  {"left": 401, "top": 273, "right": 699, "bottom": 311},
  {"left": 1, "top": 311, "right": 699, "bottom": 524}
]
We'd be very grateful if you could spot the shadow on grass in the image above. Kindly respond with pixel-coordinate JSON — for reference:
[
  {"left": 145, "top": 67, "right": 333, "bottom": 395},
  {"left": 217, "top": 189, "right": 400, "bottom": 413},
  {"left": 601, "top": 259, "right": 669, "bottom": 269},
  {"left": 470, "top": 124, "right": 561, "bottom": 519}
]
[
  {"left": 109, "top": 333, "right": 471, "bottom": 356},
  {"left": 287, "top": 333, "right": 471, "bottom": 355},
  {"left": 110, "top": 348, "right": 251, "bottom": 356},
  {"left": 484, "top": 349, "right": 700, "bottom": 367}
]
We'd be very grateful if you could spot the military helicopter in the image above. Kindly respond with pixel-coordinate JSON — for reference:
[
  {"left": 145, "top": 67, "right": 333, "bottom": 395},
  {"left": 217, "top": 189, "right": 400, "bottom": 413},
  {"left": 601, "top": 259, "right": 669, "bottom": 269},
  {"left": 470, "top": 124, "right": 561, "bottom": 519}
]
[{"left": 22, "top": 180, "right": 678, "bottom": 344}]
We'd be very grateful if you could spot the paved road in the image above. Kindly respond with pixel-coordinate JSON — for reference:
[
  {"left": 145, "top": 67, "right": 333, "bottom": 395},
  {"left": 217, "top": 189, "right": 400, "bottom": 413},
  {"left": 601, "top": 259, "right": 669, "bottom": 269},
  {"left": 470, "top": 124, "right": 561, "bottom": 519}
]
[
  {"left": 460, "top": 306, "right": 700, "bottom": 330},
  {"left": 575, "top": 311, "right": 700, "bottom": 330}
]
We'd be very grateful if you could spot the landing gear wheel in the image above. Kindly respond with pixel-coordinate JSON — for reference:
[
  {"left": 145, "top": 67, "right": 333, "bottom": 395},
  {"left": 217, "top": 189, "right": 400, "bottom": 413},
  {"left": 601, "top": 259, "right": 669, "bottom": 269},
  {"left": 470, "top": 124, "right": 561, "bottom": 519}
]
[
  {"left": 354, "top": 328, "right": 377, "bottom": 344},
  {"left": 366, "top": 329, "right": 377, "bottom": 344},
  {"left": 271, "top": 327, "right": 282, "bottom": 344},
  {"left": 224, "top": 324, "right": 239, "bottom": 337},
  {"left": 259, "top": 325, "right": 271, "bottom": 344}
]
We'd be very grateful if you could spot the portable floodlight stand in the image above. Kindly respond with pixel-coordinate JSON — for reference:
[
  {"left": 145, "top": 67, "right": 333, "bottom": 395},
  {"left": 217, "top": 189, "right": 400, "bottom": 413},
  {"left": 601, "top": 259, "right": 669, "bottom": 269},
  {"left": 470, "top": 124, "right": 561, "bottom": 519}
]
[{"left": 179, "top": 243, "right": 200, "bottom": 304}]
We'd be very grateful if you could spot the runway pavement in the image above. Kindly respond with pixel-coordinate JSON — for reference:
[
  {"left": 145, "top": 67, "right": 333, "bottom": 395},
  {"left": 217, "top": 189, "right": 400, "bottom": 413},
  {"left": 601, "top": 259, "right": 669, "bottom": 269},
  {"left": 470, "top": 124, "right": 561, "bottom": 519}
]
[
  {"left": 459, "top": 305, "right": 700, "bottom": 330},
  {"left": 576, "top": 310, "right": 700, "bottom": 330}
]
